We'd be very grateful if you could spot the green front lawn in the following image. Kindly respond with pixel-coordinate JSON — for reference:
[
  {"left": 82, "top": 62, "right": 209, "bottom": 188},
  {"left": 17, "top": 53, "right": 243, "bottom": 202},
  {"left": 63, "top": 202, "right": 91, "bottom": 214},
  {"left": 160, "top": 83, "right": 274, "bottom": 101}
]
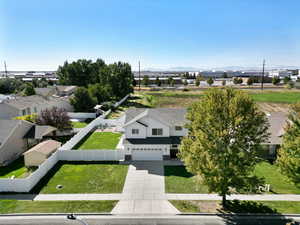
[
  {"left": 72, "top": 121, "right": 88, "bottom": 128},
  {"left": 33, "top": 162, "right": 128, "bottom": 194},
  {"left": 164, "top": 166, "right": 209, "bottom": 193},
  {"left": 250, "top": 91, "right": 300, "bottom": 103},
  {"left": 74, "top": 132, "right": 122, "bottom": 150},
  {"left": 170, "top": 200, "right": 300, "bottom": 214},
  {"left": 165, "top": 162, "right": 300, "bottom": 194},
  {"left": 0, "top": 157, "right": 29, "bottom": 178},
  {"left": 254, "top": 162, "right": 300, "bottom": 194},
  {"left": 0, "top": 200, "right": 117, "bottom": 213}
]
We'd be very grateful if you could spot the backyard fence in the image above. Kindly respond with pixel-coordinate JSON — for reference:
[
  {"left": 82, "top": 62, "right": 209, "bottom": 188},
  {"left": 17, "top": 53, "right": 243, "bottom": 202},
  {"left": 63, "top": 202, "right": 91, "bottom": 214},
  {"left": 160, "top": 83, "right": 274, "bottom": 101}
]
[
  {"left": 0, "top": 149, "right": 125, "bottom": 192},
  {"left": 60, "top": 94, "right": 129, "bottom": 151},
  {"left": 68, "top": 112, "right": 96, "bottom": 119}
]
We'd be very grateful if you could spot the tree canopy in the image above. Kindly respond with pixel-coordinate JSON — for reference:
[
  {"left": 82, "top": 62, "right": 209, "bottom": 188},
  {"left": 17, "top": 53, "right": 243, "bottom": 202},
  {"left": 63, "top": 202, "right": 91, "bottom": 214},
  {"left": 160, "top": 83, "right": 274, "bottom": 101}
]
[
  {"left": 277, "top": 102, "right": 300, "bottom": 184},
  {"left": 179, "top": 88, "right": 269, "bottom": 206},
  {"left": 70, "top": 87, "right": 96, "bottom": 112},
  {"left": 57, "top": 59, "right": 134, "bottom": 100},
  {"left": 36, "top": 107, "right": 72, "bottom": 130}
]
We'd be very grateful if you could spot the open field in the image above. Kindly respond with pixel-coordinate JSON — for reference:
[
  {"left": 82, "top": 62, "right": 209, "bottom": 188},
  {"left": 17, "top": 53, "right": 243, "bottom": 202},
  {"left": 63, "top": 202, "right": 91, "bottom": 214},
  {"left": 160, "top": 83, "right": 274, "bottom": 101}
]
[
  {"left": 107, "top": 94, "right": 153, "bottom": 119},
  {"left": 0, "top": 200, "right": 117, "bottom": 213},
  {"left": 165, "top": 162, "right": 300, "bottom": 194},
  {"left": 0, "top": 157, "right": 29, "bottom": 179},
  {"left": 170, "top": 200, "right": 300, "bottom": 214},
  {"left": 33, "top": 162, "right": 128, "bottom": 194},
  {"left": 74, "top": 132, "right": 122, "bottom": 150},
  {"left": 135, "top": 90, "right": 300, "bottom": 110}
]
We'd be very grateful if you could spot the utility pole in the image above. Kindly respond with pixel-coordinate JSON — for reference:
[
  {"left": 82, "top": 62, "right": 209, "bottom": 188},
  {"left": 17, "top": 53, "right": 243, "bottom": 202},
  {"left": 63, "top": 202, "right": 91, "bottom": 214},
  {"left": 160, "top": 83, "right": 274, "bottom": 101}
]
[
  {"left": 4, "top": 61, "right": 8, "bottom": 77},
  {"left": 261, "top": 59, "right": 265, "bottom": 90},
  {"left": 138, "top": 61, "right": 141, "bottom": 91}
]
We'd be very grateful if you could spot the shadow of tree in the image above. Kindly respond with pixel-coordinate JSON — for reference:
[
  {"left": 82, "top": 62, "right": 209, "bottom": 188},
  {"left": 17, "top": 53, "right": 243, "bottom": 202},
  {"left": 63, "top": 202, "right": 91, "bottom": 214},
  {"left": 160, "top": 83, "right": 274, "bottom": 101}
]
[{"left": 217, "top": 200, "right": 294, "bottom": 225}]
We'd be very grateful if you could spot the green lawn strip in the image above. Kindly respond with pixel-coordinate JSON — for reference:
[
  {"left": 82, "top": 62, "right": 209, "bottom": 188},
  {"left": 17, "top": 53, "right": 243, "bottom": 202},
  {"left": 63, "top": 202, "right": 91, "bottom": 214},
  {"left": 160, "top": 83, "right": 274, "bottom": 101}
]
[
  {"left": 72, "top": 121, "right": 88, "bottom": 128},
  {"left": 254, "top": 162, "right": 300, "bottom": 194},
  {"left": 164, "top": 166, "right": 209, "bottom": 193},
  {"left": 165, "top": 162, "right": 300, "bottom": 194},
  {"left": 33, "top": 162, "right": 128, "bottom": 194},
  {"left": 249, "top": 92, "right": 300, "bottom": 103},
  {"left": 170, "top": 200, "right": 300, "bottom": 214},
  {"left": 0, "top": 200, "right": 117, "bottom": 213},
  {"left": 74, "top": 132, "right": 122, "bottom": 150},
  {"left": 0, "top": 157, "right": 28, "bottom": 178}
]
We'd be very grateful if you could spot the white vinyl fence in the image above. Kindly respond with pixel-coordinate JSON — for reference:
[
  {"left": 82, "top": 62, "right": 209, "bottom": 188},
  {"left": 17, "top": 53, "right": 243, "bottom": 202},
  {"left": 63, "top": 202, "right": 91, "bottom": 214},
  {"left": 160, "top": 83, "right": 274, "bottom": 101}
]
[
  {"left": 0, "top": 150, "right": 125, "bottom": 193},
  {"left": 60, "top": 94, "right": 129, "bottom": 151},
  {"left": 68, "top": 112, "right": 96, "bottom": 119}
]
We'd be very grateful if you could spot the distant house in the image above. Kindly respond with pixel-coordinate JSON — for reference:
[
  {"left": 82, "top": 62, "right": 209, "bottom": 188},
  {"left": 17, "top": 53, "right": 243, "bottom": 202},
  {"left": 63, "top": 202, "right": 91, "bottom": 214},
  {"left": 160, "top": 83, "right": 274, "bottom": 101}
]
[
  {"left": 122, "top": 108, "right": 188, "bottom": 160},
  {"left": 24, "top": 140, "right": 61, "bottom": 167},
  {"left": 34, "top": 85, "right": 77, "bottom": 98},
  {"left": 0, "top": 120, "right": 56, "bottom": 166},
  {"left": 0, "top": 95, "right": 73, "bottom": 119}
]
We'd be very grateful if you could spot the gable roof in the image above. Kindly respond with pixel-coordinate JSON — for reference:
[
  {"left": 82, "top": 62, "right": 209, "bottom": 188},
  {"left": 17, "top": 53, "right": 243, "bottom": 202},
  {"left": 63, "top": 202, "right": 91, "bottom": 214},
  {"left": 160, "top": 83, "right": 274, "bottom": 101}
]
[
  {"left": 0, "top": 120, "right": 33, "bottom": 145},
  {"left": 124, "top": 108, "right": 187, "bottom": 127},
  {"left": 266, "top": 112, "right": 288, "bottom": 145},
  {"left": 23, "top": 140, "right": 61, "bottom": 156},
  {"left": 23, "top": 125, "right": 57, "bottom": 139}
]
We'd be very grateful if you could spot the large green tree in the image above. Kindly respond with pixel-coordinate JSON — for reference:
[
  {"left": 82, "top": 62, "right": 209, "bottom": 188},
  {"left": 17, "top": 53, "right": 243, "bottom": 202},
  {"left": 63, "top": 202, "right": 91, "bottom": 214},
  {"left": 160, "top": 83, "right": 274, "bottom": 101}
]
[
  {"left": 179, "top": 88, "right": 269, "bottom": 206},
  {"left": 23, "top": 83, "right": 36, "bottom": 96},
  {"left": 70, "top": 87, "right": 96, "bottom": 112},
  {"left": 277, "top": 103, "right": 300, "bottom": 184}
]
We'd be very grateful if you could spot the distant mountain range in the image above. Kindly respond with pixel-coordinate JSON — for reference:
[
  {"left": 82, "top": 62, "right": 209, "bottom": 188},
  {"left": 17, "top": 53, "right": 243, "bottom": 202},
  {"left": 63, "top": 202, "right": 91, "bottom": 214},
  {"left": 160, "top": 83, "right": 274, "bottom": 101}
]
[{"left": 143, "top": 65, "right": 300, "bottom": 72}]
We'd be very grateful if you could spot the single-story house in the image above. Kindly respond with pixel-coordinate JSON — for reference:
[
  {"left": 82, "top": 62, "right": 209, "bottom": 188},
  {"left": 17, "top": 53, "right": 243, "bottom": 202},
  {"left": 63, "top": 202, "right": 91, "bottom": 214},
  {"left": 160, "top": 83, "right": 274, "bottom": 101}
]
[
  {"left": 0, "top": 120, "right": 57, "bottom": 166},
  {"left": 24, "top": 140, "right": 61, "bottom": 167}
]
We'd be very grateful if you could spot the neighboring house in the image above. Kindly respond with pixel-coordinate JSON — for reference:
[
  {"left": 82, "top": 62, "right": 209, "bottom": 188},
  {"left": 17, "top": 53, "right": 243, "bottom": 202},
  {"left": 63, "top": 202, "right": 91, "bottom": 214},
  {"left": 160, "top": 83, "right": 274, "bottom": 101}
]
[
  {"left": 122, "top": 108, "right": 188, "bottom": 160},
  {"left": 24, "top": 140, "right": 61, "bottom": 167},
  {"left": 35, "top": 85, "right": 77, "bottom": 98},
  {"left": 265, "top": 112, "right": 288, "bottom": 157},
  {"left": 0, "top": 95, "right": 73, "bottom": 119},
  {"left": 0, "top": 120, "right": 56, "bottom": 166}
]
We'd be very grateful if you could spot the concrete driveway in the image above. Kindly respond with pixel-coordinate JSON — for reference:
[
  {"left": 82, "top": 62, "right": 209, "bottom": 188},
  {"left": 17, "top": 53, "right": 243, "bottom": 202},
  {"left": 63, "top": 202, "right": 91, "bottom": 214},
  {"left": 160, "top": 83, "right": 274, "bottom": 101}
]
[{"left": 112, "top": 161, "right": 179, "bottom": 215}]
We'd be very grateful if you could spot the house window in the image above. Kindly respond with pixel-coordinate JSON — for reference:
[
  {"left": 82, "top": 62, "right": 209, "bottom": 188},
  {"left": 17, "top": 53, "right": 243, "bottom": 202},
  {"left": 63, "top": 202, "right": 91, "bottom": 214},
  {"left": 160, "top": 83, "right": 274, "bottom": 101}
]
[
  {"left": 22, "top": 109, "right": 26, "bottom": 115},
  {"left": 26, "top": 108, "right": 31, "bottom": 114},
  {"left": 132, "top": 129, "right": 139, "bottom": 135},
  {"left": 34, "top": 107, "right": 37, "bottom": 113},
  {"left": 152, "top": 128, "right": 163, "bottom": 136},
  {"left": 175, "top": 126, "right": 182, "bottom": 131}
]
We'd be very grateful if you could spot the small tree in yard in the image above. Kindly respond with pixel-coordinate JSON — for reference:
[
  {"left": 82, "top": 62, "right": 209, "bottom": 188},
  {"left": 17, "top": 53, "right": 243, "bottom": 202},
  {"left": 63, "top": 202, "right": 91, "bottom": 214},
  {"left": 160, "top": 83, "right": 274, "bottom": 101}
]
[
  {"left": 247, "top": 77, "right": 253, "bottom": 86},
  {"left": 155, "top": 77, "right": 162, "bottom": 86},
  {"left": 179, "top": 88, "right": 269, "bottom": 207},
  {"left": 222, "top": 80, "right": 226, "bottom": 86},
  {"left": 36, "top": 107, "right": 72, "bottom": 130},
  {"left": 142, "top": 75, "right": 150, "bottom": 86},
  {"left": 277, "top": 102, "right": 300, "bottom": 184},
  {"left": 23, "top": 83, "right": 36, "bottom": 96},
  {"left": 207, "top": 77, "right": 214, "bottom": 86},
  {"left": 283, "top": 76, "right": 291, "bottom": 84},
  {"left": 183, "top": 79, "right": 188, "bottom": 86},
  {"left": 70, "top": 87, "right": 96, "bottom": 112},
  {"left": 272, "top": 76, "right": 281, "bottom": 85}
]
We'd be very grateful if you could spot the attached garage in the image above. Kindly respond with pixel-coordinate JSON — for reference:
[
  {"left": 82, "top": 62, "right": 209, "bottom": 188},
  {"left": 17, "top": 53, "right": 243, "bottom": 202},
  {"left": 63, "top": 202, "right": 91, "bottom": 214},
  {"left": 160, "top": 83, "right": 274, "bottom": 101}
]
[{"left": 132, "top": 148, "right": 163, "bottom": 160}]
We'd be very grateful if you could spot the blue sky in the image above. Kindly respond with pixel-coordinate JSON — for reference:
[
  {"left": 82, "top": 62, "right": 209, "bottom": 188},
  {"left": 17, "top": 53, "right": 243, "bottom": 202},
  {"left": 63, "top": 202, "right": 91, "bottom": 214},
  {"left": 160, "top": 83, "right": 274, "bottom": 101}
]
[{"left": 1, "top": 0, "right": 300, "bottom": 70}]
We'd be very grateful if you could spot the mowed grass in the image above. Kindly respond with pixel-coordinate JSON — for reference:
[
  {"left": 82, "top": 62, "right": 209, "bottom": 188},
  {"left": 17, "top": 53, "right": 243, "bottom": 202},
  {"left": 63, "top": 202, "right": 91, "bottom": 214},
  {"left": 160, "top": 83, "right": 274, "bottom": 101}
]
[
  {"left": 250, "top": 91, "right": 300, "bottom": 103},
  {"left": 0, "top": 200, "right": 117, "bottom": 213},
  {"left": 0, "top": 157, "right": 29, "bottom": 178},
  {"left": 164, "top": 166, "right": 209, "bottom": 193},
  {"left": 72, "top": 121, "right": 88, "bottom": 128},
  {"left": 170, "top": 200, "right": 300, "bottom": 214},
  {"left": 254, "top": 161, "right": 300, "bottom": 194},
  {"left": 165, "top": 162, "right": 300, "bottom": 194},
  {"left": 33, "top": 162, "right": 128, "bottom": 194},
  {"left": 74, "top": 132, "right": 122, "bottom": 150}
]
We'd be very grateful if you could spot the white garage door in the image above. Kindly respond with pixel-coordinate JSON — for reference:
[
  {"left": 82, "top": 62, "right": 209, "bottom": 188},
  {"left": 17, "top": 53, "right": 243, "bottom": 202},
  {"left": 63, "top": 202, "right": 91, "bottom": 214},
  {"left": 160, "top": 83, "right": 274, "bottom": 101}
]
[{"left": 132, "top": 149, "right": 163, "bottom": 161}]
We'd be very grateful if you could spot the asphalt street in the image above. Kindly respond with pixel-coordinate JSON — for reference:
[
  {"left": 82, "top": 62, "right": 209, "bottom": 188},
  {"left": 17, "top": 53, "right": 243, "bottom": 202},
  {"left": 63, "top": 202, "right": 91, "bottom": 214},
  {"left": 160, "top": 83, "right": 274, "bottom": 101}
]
[{"left": 0, "top": 215, "right": 299, "bottom": 225}]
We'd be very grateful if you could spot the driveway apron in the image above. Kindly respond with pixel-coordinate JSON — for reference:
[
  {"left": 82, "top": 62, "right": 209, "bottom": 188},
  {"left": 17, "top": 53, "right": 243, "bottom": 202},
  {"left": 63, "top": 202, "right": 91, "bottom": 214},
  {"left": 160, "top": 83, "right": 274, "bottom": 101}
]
[{"left": 112, "top": 161, "right": 179, "bottom": 215}]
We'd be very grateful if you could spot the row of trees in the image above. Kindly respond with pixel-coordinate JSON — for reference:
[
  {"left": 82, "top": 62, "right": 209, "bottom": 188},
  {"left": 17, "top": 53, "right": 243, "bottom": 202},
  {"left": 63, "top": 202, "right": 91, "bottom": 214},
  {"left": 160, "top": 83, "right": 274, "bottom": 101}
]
[
  {"left": 179, "top": 88, "right": 300, "bottom": 207},
  {"left": 57, "top": 59, "right": 134, "bottom": 112}
]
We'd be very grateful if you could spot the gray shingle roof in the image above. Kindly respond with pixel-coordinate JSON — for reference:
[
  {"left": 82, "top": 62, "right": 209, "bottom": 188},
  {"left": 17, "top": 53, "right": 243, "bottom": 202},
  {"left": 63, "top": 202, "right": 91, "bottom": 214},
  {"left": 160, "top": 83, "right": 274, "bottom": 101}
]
[
  {"left": 266, "top": 112, "right": 288, "bottom": 145},
  {"left": 23, "top": 125, "right": 57, "bottom": 139},
  {"left": 0, "top": 120, "right": 33, "bottom": 144},
  {"left": 124, "top": 108, "right": 187, "bottom": 127}
]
